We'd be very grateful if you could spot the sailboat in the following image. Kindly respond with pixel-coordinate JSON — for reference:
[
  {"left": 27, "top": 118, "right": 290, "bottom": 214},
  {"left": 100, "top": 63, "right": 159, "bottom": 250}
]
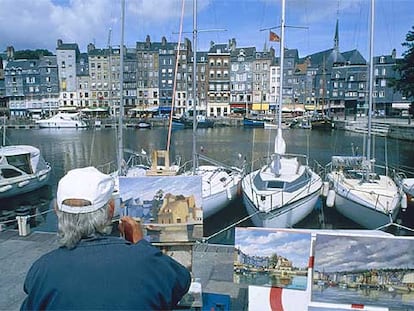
[
  {"left": 324, "top": 0, "right": 404, "bottom": 229},
  {"left": 311, "top": 57, "right": 333, "bottom": 130},
  {"left": 182, "top": 0, "right": 245, "bottom": 219},
  {"left": 241, "top": 0, "right": 323, "bottom": 228}
]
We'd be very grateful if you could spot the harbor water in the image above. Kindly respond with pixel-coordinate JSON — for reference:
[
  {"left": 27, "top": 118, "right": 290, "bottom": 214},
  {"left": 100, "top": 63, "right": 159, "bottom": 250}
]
[{"left": 1, "top": 126, "right": 414, "bottom": 242}]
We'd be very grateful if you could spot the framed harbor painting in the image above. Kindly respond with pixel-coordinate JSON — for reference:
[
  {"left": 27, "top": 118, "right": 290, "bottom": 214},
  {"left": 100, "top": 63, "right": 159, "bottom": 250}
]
[
  {"left": 312, "top": 232, "right": 414, "bottom": 310},
  {"left": 118, "top": 175, "right": 203, "bottom": 243},
  {"left": 234, "top": 227, "right": 311, "bottom": 290}
]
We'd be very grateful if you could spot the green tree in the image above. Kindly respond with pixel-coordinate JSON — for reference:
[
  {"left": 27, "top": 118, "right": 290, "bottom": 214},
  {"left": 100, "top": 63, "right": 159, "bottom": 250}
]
[
  {"left": 14, "top": 49, "right": 53, "bottom": 59},
  {"left": 151, "top": 189, "right": 164, "bottom": 221},
  {"left": 392, "top": 27, "right": 414, "bottom": 97}
]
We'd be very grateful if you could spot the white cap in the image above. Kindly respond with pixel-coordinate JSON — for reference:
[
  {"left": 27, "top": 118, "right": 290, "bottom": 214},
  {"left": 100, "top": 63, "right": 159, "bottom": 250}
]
[{"left": 56, "top": 167, "right": 115, "bottom": 214}]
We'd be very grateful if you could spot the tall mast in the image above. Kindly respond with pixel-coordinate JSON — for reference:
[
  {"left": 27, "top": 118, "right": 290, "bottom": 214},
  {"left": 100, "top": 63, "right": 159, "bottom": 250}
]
[
  {"left": 117, "top": 0, "right": 125, "bottom": 175},
  {"left": 277, "top": 0, "right": 285, "bottom": 130},
  {"left": 272, "top": 0, "right": 286, "bottom": 175},
  {"left": 192, "top": 0, "right": 197, "bottom": 174},
  {"left": 367, "top": 0, "right": 374, "bottom": 163}
]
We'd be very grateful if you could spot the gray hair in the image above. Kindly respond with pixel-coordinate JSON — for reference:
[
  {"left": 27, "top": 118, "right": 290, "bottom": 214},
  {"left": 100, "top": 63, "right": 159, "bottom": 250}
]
[{"left": 56, "top": 202, "right": 113, "bottom": 249}]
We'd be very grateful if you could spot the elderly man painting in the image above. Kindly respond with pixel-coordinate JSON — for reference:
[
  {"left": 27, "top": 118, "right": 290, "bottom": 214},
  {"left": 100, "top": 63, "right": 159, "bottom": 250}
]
[{"left": 21, "top": 166, "right": 191, "bottom": 310}]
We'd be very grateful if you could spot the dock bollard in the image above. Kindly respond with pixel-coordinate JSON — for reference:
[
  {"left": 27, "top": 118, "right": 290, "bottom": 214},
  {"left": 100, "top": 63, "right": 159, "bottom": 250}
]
[{"left": 15, "top": 206, "right": 31, "bottom": 236}]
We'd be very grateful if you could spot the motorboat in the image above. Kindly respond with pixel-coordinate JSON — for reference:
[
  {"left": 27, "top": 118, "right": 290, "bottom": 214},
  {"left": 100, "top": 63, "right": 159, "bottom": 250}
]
[
  {"left": 172, "top": 114, "right": 214, "bottom": 129},
  {"left": 243, "top": 116, "right": 265, "bottom": 128},
  {"left": 36, "top": 112, "right": 88, "bottom": 128},
  {"left": 136, "top": 121, "right": 151, "bottom": 129},
  {"left": 0, "top": 145, "right": 51, "bottom": 199}
]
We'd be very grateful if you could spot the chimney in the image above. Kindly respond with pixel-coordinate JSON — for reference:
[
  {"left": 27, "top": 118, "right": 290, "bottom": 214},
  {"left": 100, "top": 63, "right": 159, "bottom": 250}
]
[
  {"left": 391, "top": 48, "right": 396, "bottom": 59},
  {"left": 231, "top": 38, "right": 236, "bottom": 51},
  {"left": 6, "top": 46, "right": 14, "bottom": 60},
  {"left": 145, "top": 35, "right": 151, "bottom": 48},
  {"left": 87, "top": 43, "right": 95, "bottom": 53},
  {"left": 161, "top": 36, "right": 167, "bottom": 46},
  {"left": 57, "top": 39, "right": 63, "bottom": 48}
]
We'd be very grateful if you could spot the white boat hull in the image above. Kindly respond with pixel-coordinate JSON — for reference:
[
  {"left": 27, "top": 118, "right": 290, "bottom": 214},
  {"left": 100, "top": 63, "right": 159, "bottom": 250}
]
[
  {"left": 326, "top": 167, "right": 402, "bottom": 229},
  {"left": 241, "top": 157, "right": 322, "bottom": 228},
  {"left": 196, "top": 165, "right": 243, "bottom": 219},
  {"left": 36, "top": 113, "right": 88, "bottom": 128},
  {"left": 0, "top": 145, "right": 51, "bottom": 199},
  {"left": 332, "top": 191, "right": 399, "bottom": 229},
  {"left": 203, "top": 182, "right": 240, "bottom": 218},
  {"left": 0, "top": 169, "right": 51, "bottom": 199},
  {"left": 242, "top": 187, "right": 320, "bottom": 227},
  {"left": 37, "top": 121, "right": 87, "bottom": 128}
]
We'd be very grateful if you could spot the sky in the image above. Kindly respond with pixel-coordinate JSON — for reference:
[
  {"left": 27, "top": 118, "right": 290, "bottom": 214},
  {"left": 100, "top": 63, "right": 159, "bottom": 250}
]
[
  {"left": 119, "top": 175, "right": 202, "bottom": 207},
  {"left": 314, "top": 234, "right": 414, "bottom": 273},
  {"left": 1, "top": 0, "right": 413, "bottom": 60},
  {"left": 235, "top": 229, "right": 414, "bottom": 273}
]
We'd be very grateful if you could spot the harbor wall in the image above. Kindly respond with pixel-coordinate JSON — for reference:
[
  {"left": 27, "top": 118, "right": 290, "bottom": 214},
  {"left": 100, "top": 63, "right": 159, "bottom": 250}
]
[{"left": 3, "top": 117, "right": 414, "bottom": 141}]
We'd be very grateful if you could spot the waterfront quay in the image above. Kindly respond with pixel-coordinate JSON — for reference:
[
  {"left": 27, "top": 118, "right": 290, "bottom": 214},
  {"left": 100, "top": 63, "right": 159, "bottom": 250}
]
[
  {"left": 4, "top": 115, "right": 414, "bottom": 142},
  {"left": 0, "top": 230, "right": 247, "bottom": 311}
]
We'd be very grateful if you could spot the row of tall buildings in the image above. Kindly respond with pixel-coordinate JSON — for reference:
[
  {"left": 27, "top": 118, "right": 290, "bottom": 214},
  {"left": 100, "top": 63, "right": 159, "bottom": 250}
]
[{"left": 0, "top": 24, "right": 411, "bottom": 119}]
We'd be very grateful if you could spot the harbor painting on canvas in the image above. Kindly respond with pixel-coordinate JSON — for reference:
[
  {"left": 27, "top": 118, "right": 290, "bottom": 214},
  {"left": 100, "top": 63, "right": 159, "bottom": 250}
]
[
  {"left": 234, "top": 227, "right": 311, "bottom": 290},
  {"left": 119, "top": 175, "right": 203, "bottom": 243},
  {"left": 312, "top": 233, "right": 414, "bottom": 309}
]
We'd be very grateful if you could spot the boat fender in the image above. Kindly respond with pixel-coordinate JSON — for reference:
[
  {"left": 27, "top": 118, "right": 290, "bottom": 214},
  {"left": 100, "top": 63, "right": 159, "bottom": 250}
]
[
  {"left": 321, "top": 182, "right": 329, "bottom": 197},
  {"left": 226, "top": 186, "right": 232, "bottom": 200},
  {"left": 401, "top": 193, "right": 407, "bottom": 211},
  {"left": 0, "top": 185, "right": 13, "bottom": 193},
  {"left": 18, "top": 180, "right": 30, "bottom": 188},
  {"left": 326, "top": 190, "right": 336, "bottom": 208}
]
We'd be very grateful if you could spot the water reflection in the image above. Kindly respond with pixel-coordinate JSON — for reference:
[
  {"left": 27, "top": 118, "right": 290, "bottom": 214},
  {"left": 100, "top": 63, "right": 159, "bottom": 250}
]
[
  {"left": 2, "top": 127, "right": 414, "bottom": 235},
  {"left": 0, "top": 185, "right": 54, "bottom": 231},
  {"left": 312, "top": 285, "right": 414, "bottom": 310}
]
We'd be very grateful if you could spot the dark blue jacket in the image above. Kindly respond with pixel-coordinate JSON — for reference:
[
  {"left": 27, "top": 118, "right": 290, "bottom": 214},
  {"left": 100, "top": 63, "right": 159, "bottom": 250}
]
[{"left": 21, "top": 236, "right": 191, "bottom": 310}]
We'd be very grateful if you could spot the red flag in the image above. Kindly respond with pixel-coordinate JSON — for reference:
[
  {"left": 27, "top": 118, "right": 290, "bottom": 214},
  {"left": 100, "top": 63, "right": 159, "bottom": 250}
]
[{"left": 269, "top": 30, "right": 280, "bottom": 42}]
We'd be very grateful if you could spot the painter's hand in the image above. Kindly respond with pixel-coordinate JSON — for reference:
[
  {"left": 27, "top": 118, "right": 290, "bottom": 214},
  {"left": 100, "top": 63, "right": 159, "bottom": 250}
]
[{"left": 118, "top": 216, "right": 143, "bottom": 244}]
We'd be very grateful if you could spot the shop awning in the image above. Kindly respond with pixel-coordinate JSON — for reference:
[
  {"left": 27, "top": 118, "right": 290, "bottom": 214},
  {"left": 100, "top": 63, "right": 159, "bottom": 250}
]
[
  {"left": 130, "top": 106, "right": 159, "bottom": 112},
  {"left": 252, "top": 103, "right": 269, "bottom": 110},
  {"left": 59, "top": 106, "right": 78, "bottom": 111},
  {"left": 81, "top": 107, "right": 108, "bottom": 112},
  {"left": 392, "top": 103, "right": 410, "bottom": 109},
  {"left": 158, "top": 107, "right": 172, "bottom": 113}
]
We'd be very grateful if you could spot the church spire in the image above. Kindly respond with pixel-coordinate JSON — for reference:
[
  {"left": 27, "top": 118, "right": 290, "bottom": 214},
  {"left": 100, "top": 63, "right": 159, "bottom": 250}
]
[{"left": 334, "top": 19, "right": 339, "bottom": 50}]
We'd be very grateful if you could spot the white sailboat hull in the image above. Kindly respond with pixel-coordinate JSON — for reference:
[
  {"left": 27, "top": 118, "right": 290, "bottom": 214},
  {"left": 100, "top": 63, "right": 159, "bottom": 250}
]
[
  {"left": 327, "top": 170, "right": 402, "bottom": 229},
  {"left": 203, "top": 182, "right": 240, "bottom": 218},
  {"left": 243, "top": 187, "right": 320, "bottom": 227},
  {"left": 241, "top": 156, "right": 322, "bottom": 228},
  {"left": 191, "top": 165, "right": 243, "bottom": 218}
]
